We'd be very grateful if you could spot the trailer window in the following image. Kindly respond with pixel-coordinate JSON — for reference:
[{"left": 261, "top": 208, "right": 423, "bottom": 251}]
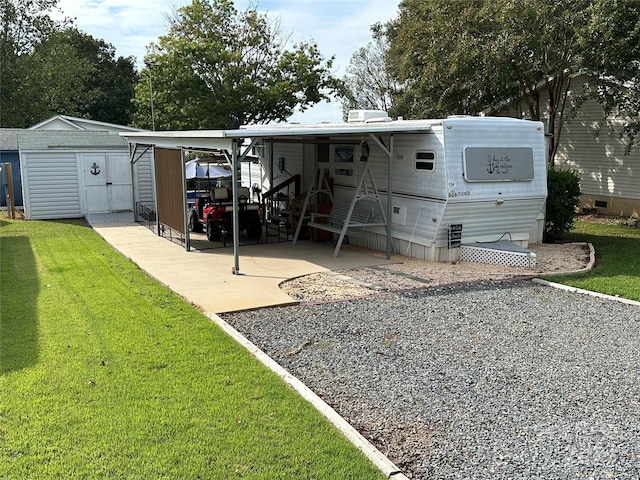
[
  {"left": 334, "top": 145, "right": 353, "bottom": 176},
  {"left": 415, "top": 151, "right": 436, "bottom": 172}
]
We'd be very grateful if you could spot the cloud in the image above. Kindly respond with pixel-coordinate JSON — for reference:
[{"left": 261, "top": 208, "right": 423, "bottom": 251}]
[
  {"left": 56, "top": 0, "right": 182, "bottom": 64},
  {"left": 53, "top": 0, "right": 400, "bottom": 123},
  {"left": 239, "top": 0, "right": 400, "bottom": 122},
  {"left": 254, "top": 0, "right": 398, "bottom": 72}
]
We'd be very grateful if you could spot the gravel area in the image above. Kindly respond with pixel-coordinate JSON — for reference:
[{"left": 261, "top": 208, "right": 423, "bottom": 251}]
[
  {"left": 281, "top": 242, "right": 592, "bottom": 303},
  {"left": 222, "top": 279, "right": 640, "bottom": 479}
]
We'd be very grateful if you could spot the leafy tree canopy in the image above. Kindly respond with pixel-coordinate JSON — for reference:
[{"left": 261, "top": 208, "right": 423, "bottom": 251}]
[
  {"left": 376, "top": 0, "right": 639, "bottom": 161},
  {"left": 340, "top": 23, "right": 399, "bottom": 120},
  {"left": 1, "top": 0, "right": 137, "bottom": 127},
  {"left": 385, "top": 0, "right": 506, "bottom": 118},
  {"left": 1, "top": 0, "right": 66, "bottom": 126},
  {"left": 0, "top": 0, "right": 61, "bottom": 56},
  {"left": 132, "top": 0, "right": 342, "bottom": 130}
]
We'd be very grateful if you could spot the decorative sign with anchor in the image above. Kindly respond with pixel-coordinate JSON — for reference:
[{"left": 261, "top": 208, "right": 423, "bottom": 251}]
[
  {"left": 463, "top": 147, "right": 534, "bottom": 182},
  {"left": 486, "top": 155, "right": 507, "bottom": 175},
  {"left": 90, "top": 162, "right": 101, "bottom": 176}
]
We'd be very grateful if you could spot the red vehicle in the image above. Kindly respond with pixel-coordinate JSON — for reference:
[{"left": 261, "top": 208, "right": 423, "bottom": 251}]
[{"left": 189, "top": 187, "right": 262, "bottom": 242}]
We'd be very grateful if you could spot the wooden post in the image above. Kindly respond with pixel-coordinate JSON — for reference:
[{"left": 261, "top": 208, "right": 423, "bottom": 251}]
[{"left": 3, "top": 163, "right": 16, "bottom": 219}]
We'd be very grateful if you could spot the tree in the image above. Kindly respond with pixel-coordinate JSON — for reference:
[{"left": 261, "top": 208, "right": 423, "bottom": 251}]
[
  {"left": 0, "top": 0, "right": 66, "bottom": 126},
  {"left": 23, "top": 30, "right": 95, "bottom": 125},
  {"left": 491, "top": 0, "right": 591, "bottom": 164},
  {"left": 383, "top": 0, "right": 640, "bottom": 164},
  {"left": 340, "top": 24, "right": 399, "bottom": 119},
  {"left": 385, "top": 1, "right": 509, "bottom": 119},
  {"left": 131, "top": 0, "right": 342, "bottom": 130},
  {"left": 1, "top": 1, "right": 137, "bottom": 127},
  {"left": 49, "top": 29, "right": 138, "bottom": 125},
  {"left": 0, "top": 0, "right": 60, "bottom": 56}
]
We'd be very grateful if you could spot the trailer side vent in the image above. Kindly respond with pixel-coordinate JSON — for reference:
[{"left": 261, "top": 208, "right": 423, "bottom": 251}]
[{"left": 415, "top": 151, "right": 436, "bottom": 171}]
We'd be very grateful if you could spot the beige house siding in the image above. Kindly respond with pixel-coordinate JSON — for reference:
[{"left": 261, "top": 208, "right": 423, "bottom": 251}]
[{"left": 494, "top": 76, "right": 639, "bottom": 216}]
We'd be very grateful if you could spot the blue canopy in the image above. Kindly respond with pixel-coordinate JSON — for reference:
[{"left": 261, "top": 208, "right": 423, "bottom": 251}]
[{"left": 185, "top": 159, "right": 231, "bottom": 179}]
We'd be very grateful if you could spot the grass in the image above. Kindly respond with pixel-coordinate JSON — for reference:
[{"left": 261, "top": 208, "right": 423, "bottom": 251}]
[
  {"left": 544, "top": 218, "right": 640, "bottom": 302},
  {"left": 0, "top": 217, "right": 385, "bottom": 479}
]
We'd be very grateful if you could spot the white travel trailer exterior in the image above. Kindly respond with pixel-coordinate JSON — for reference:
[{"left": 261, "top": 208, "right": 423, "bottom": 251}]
[{"left": 261, "top": 114, "right": 547, "bottom": 262}]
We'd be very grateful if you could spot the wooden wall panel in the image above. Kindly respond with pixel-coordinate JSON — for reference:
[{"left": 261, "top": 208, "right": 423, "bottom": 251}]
[{"left": 154, "top": 148, "right": 185, "bottom": 233}]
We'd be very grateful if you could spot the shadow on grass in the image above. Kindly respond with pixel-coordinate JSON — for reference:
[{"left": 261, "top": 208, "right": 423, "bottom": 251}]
[
  {"left": 52, "top": 217, "right": 92, "bottom": 228},
  {"left": 0, "top": 236, "right": 39, "bottom": 374}
]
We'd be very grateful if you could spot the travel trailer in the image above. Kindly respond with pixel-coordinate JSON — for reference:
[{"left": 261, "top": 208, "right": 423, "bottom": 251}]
[
  {"left": 121, "top": 112, "right": 547, "bottom": 268},
  {"left": 254, "top": 112, "right": 547, "bottom": 263}
]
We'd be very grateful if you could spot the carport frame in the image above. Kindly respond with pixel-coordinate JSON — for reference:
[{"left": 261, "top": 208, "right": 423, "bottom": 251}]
[
  {"left": 128, "top": 143, "right": 156, "bottom": 232},
  {"left": 121, "top": 131, "right": 260, "bottom": 275},
  {"left": 121, "top": 121, "right": 432, "bottom": 275}
]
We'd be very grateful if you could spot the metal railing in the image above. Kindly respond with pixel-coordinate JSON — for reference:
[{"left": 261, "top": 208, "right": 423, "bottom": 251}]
[
  {"left": 135, "top": 202, "right": 157, "bottom": 231},
  {"left": 136, "top": 202, "right": 187, "bottom": 247},
  {"left": 261, "top": 175, "right": 300, "bottom": 243}
]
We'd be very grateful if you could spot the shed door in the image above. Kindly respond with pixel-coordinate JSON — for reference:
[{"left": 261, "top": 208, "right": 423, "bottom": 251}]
[{"left": 81, "top": 153, "right": 132, "bottom": 213}]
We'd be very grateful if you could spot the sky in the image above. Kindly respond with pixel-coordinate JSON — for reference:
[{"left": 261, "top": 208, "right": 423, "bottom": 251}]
[{"left": 53, "top": 0, "right": 401, "bottom": 124}]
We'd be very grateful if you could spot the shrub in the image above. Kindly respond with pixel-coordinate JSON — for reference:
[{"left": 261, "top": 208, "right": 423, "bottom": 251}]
[{"left": 544, "top": 167, "right": 581, "bottom": 242}]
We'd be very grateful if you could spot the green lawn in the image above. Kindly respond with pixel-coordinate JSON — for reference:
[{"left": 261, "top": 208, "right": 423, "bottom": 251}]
[
  {"left": 544, "top": 218, "right": 640, "bottom": 302},
  {"left": 0, "top": 217, "right": 385, "bottom": 479}
]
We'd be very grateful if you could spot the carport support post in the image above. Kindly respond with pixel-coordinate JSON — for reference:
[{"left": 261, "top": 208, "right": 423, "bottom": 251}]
[
  {"left": 231, "top": 140, "right": 240, "bottom": 274},
  {"left": 182, "top": 150, "right": 190, "bottom": 251},
  {"left": 387, "top": 134, "right": 394, "bottom": 259},
  {"left": 129, "top": 145, "right": 136, "bottom": 222}
]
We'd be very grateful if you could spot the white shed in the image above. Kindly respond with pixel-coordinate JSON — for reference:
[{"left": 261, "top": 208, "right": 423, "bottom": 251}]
[{"left": 18, "top": 128, "right": 153, "bottom": 220}]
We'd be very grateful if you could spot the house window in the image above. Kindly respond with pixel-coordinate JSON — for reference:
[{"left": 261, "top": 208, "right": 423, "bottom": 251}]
[
  {"left": 334, "top": 145, "right": 354, "bottom": 176},
  {"left": 415, "top": 151, "right": 436, "bottom": 171}
]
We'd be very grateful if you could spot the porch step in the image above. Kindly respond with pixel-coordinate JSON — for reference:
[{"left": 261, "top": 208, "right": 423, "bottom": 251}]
[{"left": 458, "top": 241, "right": 536, "bottom": 268}]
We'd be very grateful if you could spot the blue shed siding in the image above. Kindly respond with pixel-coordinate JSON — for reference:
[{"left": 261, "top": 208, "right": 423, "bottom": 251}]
[{"left": 0, "top": 150, "right": 23, "bottom": 206}]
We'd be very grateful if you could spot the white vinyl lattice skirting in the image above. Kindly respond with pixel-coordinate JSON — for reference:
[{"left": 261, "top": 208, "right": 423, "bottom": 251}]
[{"left": 458, "top": 242, "right": 537, "bottom": 268}]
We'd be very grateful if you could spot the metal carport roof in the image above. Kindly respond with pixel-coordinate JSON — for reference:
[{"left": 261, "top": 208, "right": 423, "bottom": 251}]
[{"left": 120, "top": 119, "right": 435, "bottom": 275}]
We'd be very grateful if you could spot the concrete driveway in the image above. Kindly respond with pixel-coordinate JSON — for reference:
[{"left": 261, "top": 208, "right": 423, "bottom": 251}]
[{"left": 86, "top": 213, "right": 393, "bottom": 313}]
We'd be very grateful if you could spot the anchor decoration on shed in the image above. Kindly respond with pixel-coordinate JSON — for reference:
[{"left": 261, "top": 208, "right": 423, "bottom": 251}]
[{"left": 90, "top": 162, "right": 101, "bottom": 176}]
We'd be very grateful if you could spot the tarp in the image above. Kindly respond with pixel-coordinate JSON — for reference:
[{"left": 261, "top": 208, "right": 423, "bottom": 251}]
[{"left": 185, "top": 159, "right": 231, "bottom": 179}]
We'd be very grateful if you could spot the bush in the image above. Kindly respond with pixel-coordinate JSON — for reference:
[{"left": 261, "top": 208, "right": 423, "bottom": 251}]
[{"left": 544, "top": 167, "right": 581, "bottom": 242}]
